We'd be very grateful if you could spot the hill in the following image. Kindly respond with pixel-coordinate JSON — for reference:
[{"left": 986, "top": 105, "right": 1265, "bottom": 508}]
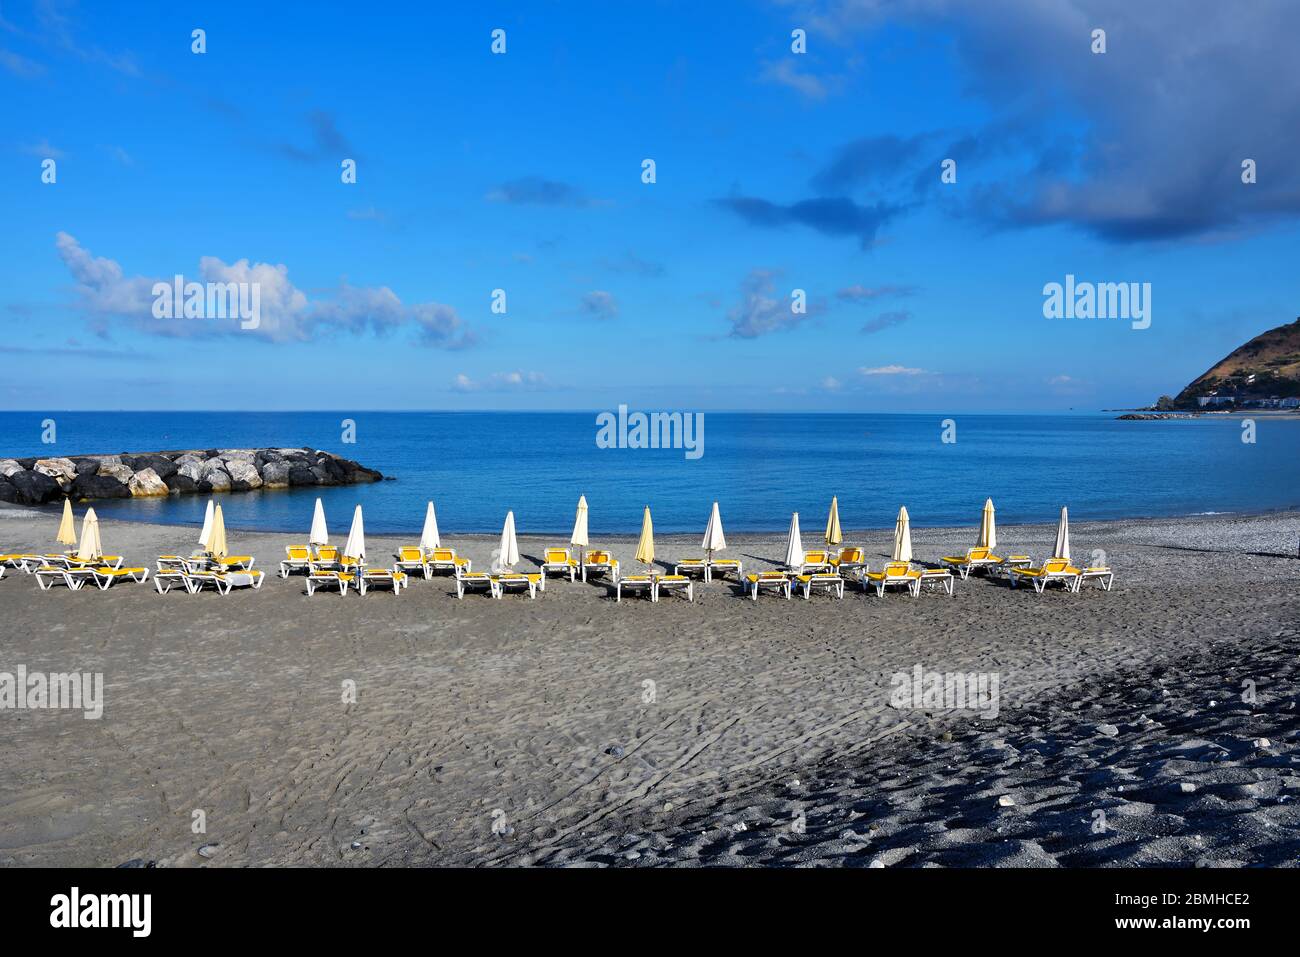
[{"left": 1169, "top": 318, "right": 1300, "bottom": 409}]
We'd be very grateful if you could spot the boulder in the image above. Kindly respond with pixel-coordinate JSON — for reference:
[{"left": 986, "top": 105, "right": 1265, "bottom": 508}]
[
  {"left": 226, "top": 458, "right": 262, "bottom": 488},
  {"left": 128, "top": 468, "right": 170, "bottom": 497},
  {"left": 71, "top": 473, "right": 131, "bottom": 500},
  {"left": 131, "top": 454, "right": 178, "bottom": 480},
  {"left": 165, "top": 473, "right": 198, "bottom": 494},
  {"left": 0, "top": 479, "right": 18, "bottom": 503},
  {"left": 261, "top": 460, "right": 290, "bottom": 488},
  {"left": 34, "top": 457, "right": 78, "bottom": 485},
  {"left": 0, "top": 459, "right": 23, "bottom": 478},
  {"left": 98, "top": 463, "right": 135, "bottom": 484},
  {"left": 199, "top": 463, "right": 232, "bottom": 492},
  {"left": 7, "top": 469, "right": 61, "bottom": 505},
  {"left": 288, "top": 467, "right": 318, "bottom": 486},
  {"left": 309, "top": 465, "right": 338, "bottom": 486},
  {"left": 71, "top": 458, "right": 100, "bottom": 475},
  {"left": 177, "top": 458, "right": 204, "bottom": 482}
]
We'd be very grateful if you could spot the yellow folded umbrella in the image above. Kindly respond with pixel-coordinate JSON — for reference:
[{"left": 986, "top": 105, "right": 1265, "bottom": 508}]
[
  {"left": 76, "top": 507, "right": 102, "bottom": 562},
  {"left": 209, "top": 504, "right": 229, "bottom": 560},
  {"left": 56, "top": 498, "right": 77, "bottom": 547},
  {"left": 891, "top": 506, "right": 912, "bottom": 563},
  {"left": 634, "top": 506, "right": 654, "bottom": 571},
  {"left": 824, "top": 496, "right": 842, "bottom": 549},
  {"left": 977, "top": 498, "right": 996, "bottom": 550}
]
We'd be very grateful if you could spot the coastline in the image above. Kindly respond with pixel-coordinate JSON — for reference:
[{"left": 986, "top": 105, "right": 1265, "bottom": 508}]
[{"left": 2, "top": 507, "right": 1298, "bottom": 866}]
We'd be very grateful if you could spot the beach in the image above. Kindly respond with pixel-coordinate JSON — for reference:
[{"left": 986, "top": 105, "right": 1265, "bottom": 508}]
[{"left": 1, "top": 505, "right": 1297, "bottom": 867}]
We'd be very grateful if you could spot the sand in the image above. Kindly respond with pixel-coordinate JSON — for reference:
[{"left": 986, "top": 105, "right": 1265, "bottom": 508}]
[{"left": 1, "top": 505, "right": 1297, "bottom": 867}]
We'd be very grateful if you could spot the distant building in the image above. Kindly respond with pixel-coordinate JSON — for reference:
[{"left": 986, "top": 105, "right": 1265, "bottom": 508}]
[
  {"left": 1197, "top": 395, "right": 1235, "bottom": 407},
  {"left": 1282, "top": 397, "right": 1300, "bottom": 409}
]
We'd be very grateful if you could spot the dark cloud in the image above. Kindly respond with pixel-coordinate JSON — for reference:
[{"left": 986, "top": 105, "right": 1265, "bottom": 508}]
[
  {"left": 860, "top": 309, "right": 912, "bottom": 334},
  {"left": 715, "top": 195, "right": 906, "bottom": 248},
  {"left": 798, "top": 0, "right": 1300, "bottom": 243},
  {"left": 277, "top": 110, "right": 356, "bottom": 163},
  {"left": 486, "top": 177, "right": 602, "bottom": 207}
]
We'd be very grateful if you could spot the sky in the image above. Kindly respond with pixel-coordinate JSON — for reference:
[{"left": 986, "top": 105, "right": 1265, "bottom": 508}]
[{"left": 3, "top": 0, "right": 1299, "bottom": 412}]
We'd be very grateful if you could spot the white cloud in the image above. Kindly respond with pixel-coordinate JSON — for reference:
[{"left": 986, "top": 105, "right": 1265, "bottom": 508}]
[
  {"left": 53, "top": 232, "right": 474, "bottom": 347},
  {"left": 452, "top": 371, "right": 550, "bottom": 392},
  {"left": 859, "top": 364, "right": 927, "bottom": 376}
]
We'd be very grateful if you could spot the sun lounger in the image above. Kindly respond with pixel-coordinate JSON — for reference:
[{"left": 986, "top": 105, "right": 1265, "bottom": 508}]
[
  {"left": 34, "top": 565, "right": 86, "bottom": 590},
  {"left": 918, "top": 568, "right": 955, "bottom": 595},
  {"left": 0, "top": 553, "right": 42, "bottom": 571},
  {"left": 280, "top": 545, "right": 315, "bottom": 577},
  {"left": 211, "top": 554, "right": 255, "bottom": 571},
  {"left": 794, "top": 549, "right": 833, "bottom": 575},
  {"left": 672, "top": 558, "right": 710, "bottom": 581},
  {"left": 154, "top": 568, "right": 191, "bottom": 594},
  {"left": 795, "top": 573, "right": 844, "bottom": 599},
  {"left": 1075, "top": 565, "right": 1114, "bottom": 591},
  {"left": 709, "top": 558, "right": 743, "bottom": 581},
  {"left": 615, "top": 574, "right": 654, "bottom": 601},
  {"left": 188, "top": 569, "right": 265, "bottom": 594},
  {"left": 306, "top": 569, "right": 353, "bottom": 596},
  {"left": 540, "top": 548, "right": 579, "bottom": 581},
  {"left": 991, "top": 555, "right": 1032, "bottom": 578},
  {"left": 496, "top": 572, "right": 542, "bottom": 598},
  {"left": 66, "top": 554, "right": 125, "bottom": 570},
  {"left": 941, "top": 546, "right": 1002, "bottom": 580},
  {"left": 309, "top": 546, "right": 341, "bottom": 571},
  {"left": 654, "top": 574, "right": 694, "bottom": 602},
  {"left": 455, "top": 571, "right": 497, "bottom": 599},
  {"left": 358, "top": 569, "right": 407, "bottom": 595},
  {"left": 392, "top": 546, "right": 429, "bottom": 580},
  {"left": 745, "top": 572, "right": 791, "bottom": 600},
  {"left": 1010, "top": 557, "right": 1081, "bottom": 593},
  {"left": 863, "top": 561, "right": 921, "bottom": 597},
  {"left": 829, "top": 547, "right": 867, "bottom": 578},
  {"left": 87, "top": 566, "right": 150, "bottom": 589},
  {"left": 582, "top": 550, "right": 619, "bottom": 583},
  {"left": 427, "top": 548, "right": 471, "bottom": 576}
]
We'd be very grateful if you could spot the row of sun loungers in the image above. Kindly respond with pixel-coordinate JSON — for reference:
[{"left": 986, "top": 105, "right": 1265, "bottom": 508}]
[{"left": 1, "top": 543, "right": 1114, "bottom": 600}]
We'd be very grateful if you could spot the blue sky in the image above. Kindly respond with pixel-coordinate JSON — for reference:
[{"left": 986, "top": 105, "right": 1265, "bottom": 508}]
[{"left": 3, "top": 0, "right": 1299, "bottom": 411}]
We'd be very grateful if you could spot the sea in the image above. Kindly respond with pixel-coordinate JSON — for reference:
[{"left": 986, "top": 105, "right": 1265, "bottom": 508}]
[{"left": 1, "top": 411, "right": 1296, "bottom": 535}]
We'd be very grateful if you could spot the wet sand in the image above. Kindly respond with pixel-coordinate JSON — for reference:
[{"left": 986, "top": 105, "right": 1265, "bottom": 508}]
[{"left": 1, "top": 505, "right": 1297, "bottom": 867}]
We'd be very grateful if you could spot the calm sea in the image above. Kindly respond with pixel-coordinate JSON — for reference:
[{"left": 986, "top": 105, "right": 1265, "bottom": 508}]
[{"left": 1, "top": 412, "right": 1296, "bottom": 535}]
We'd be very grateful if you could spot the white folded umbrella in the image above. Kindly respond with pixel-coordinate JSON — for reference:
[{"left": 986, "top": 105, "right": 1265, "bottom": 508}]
[
  {"left": 419, "top": 501, "right": 440, "bottom": 552},
  {"left": 783, "top": 512, "right": 804, "bottom": 568},
  {"left": 76, "top": 507, "right": 103, "bottom": 562},
  {"left": 498, "top": 510, "right": 520, "bottom": 571},
  {"left": 570, "top": 496, "right": 589, "bottom": 564},
  {"left": 309, "top": 497, "right": 329, "bottom": 546},
  {"left": 892, "top": 506, "right": 913, "bottom": 563},
  {"left": 1053, "top": 506, "right": 1070, "bottom": 561},
  {"left": 343, "top": 505, "right": 366, "bottom": 561},
  {"left": 702, "top": 501, "right": 727, "bottom": 559},
  {"left": 198, "top": 499, "right": 214, "bottom": 550}
]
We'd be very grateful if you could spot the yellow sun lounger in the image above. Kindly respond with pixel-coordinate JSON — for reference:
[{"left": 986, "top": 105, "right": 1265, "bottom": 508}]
[
  {"left": 280, "top": 544, "right": 314, "bottom": 577},
  {"left": 427, "top": 548, "right": 471, "bottom": 576},
  {"left": 540, "top": 548, "right": 579, "bottom": 581},
  {"left": 1010, "top": 557, "right": 1081, "bottom": 594},
  {"left": 829, "top": 547, "right": 868, "bottom": 578},
  {"left": 615, "top": 573, "right": 654, "bottom": 602},
  {"left": 745, "top": 572, "right": 791, "bottom": 600},
  {"left": 306, "top": 569, "right": 354, "bottom": 596},
  {"left": 1076, "top": 565, "right": 1114, "bottom": 591},
  {"left": 496, "top": 572, "right": 543, "bottom": 598},
  {"left": 795, "top": 573, "right": 844, "bottom": 599},
  {"left": 456, "top": 571, "right": 497, "bottom": 599},
  {"left": 654, "top": 574, "right": 694, "bottom": 602},
  {"left": 86, "top": 566, "right": 150, "bottom": 590},
  {"left": 941, "top": 547, "right": 1003, "bottom": 579},
  {"left": 359, "top": 569, "right": 407, "bottom": 595},
  {"left": 863, "top": 561, "right": 921, "bottom": 597},
  {"left": 582, "top": 550, "right": 619, "bottom": 583},
  {"left": 392, "top": 546, "right": 429, "bottom": 579},
  {"left": 187, "top": 569, "right": 264, "bottom": 594}
]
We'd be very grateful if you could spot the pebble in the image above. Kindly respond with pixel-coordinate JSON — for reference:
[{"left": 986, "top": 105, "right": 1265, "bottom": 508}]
[
  {"left": 868, "top": 858, "right": 886, "bottom": 868},
  {"left": 350, "top": 841, "right": 362, "bottom": 849},
  {"left": 605, "top": 745, "right": 625, "bottom": 758},
  {"left": 1253, "top": 738, "right": 1272, "bottom": 749},
  {"left": 1179, "top": 782, "right": 1197, "bottom": 794},
  {"left": 997, "top": 795, "right": 1016, "bottom": 807},
  {"left": 197, "top": 843, "right": 220, "bottom": 859},
  {"left": 1097, "top": 724, "right": 1120, "bottom": 737},
  {"left": 625, "top": 850, "right": 641, "bottom": 860}
]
